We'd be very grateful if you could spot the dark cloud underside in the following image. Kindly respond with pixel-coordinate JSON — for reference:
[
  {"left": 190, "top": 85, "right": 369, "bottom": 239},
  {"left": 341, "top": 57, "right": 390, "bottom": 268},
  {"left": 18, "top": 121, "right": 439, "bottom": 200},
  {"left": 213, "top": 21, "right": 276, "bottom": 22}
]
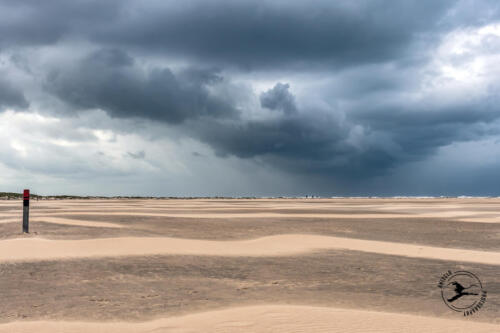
[{"left": 46, "top": 49, "right": 237, "bottom": 124}]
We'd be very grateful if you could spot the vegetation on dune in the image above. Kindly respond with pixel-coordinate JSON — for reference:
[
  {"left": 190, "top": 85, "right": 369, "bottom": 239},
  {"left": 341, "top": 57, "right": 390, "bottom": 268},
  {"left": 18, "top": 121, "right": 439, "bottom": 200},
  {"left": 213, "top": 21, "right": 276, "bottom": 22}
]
[
  {"left": 0, "top": 192, "right": 261, "bottom": 200},
  {"left": 0, "top": 192, "right": 42, "bottom": 200}
]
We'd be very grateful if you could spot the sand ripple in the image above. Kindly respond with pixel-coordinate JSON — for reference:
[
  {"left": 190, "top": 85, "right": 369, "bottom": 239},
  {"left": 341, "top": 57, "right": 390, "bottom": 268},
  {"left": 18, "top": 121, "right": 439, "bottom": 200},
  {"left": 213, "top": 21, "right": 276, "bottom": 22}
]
[{"left": 0, "top": 234, "right": 498, "bottom": 264}]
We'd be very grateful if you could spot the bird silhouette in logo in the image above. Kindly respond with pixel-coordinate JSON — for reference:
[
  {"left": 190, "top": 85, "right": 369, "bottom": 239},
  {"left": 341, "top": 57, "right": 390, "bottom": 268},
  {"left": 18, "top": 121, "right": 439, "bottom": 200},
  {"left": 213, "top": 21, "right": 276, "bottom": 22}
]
[{"left": 447, "top": 281, "right": 479, "bottom": 303}]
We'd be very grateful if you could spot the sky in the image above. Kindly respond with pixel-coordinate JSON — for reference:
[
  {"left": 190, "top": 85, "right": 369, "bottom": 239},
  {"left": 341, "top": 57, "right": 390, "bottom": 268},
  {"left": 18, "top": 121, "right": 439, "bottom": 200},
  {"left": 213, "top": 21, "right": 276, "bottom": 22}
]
[{"left": 1, "top": 0, "right": 500, "bottom": 197}]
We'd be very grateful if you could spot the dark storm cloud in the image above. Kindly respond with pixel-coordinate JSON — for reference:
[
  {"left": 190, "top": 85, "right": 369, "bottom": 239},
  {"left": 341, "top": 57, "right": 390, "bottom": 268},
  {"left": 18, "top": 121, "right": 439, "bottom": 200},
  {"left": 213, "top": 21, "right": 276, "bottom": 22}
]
[
  {"left": 91, "top": 0, "right": 489, "bottom": 70},
  {"left": 2, "top": 0, "right": 500, "bottom": 194},
  {"left": 186, "top": 86, "right": 402, "bottom": 178},
  {"left": 42, "top": 51, "right": 500, "bottom": 181},
  {"left": 190, "top": 78, "right": 500, "bottom": 179},
  {"left": 194, "top": 114, "right": 396, "bottom": 178},
  {"left": 0, "top": 79, "right": 29, "bottom": 110},
  {"left": 0, "top": 0, "right": 123, "bottom": 49},
  {"left": 46, "top": 49, "right": 237, "bottom": 123},
  {"left": 0, "top": 0, "right": 473, "bottom": 69}
]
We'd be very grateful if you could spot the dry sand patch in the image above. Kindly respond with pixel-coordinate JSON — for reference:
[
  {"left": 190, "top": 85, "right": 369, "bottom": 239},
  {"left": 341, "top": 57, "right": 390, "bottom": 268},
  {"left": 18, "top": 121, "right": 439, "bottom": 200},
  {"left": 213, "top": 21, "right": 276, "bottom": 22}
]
[
  {"left": 0, "top": 305, "right": 498, "bottom": 333},
  {"left": 0, "top": 234, "right": 499, "bottom": 264},
  {"left": 459, "top": 217, "right": 500, "bottom": 223}
]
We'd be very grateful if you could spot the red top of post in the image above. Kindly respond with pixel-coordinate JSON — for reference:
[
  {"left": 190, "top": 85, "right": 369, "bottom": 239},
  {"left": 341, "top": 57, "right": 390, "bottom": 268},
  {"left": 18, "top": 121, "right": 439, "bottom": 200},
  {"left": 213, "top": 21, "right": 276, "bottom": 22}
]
[{"left": 23, "top": 189, "right": 30, "bottom": 200}]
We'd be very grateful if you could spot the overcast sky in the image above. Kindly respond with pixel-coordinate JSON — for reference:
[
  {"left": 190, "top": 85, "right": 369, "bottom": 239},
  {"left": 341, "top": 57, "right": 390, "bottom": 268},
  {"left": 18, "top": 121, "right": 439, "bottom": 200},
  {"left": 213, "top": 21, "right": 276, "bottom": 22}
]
[{"left": 1, "top": 0, "right": 500, "bottom": 196}]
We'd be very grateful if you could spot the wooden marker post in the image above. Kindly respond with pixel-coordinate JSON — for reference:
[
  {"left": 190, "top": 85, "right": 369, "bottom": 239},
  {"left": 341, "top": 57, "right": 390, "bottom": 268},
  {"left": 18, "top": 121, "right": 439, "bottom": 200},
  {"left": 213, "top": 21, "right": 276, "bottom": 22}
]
[{"left": 22, "top": 189, "right": 29, "bottom": 233}]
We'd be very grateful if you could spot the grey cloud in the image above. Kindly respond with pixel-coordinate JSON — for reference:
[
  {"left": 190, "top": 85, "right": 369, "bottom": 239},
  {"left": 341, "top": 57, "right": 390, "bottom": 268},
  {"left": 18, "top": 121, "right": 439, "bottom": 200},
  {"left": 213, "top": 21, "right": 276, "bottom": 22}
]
[
  {"left": 327, "top": 65, "right": 419, "bottom": 99},
  {"left": 46, "top": 49, "right": 238, "bottom": 123},
  {"left": 0, "top": 0, "right": 478, "bottom": 70},
  {"left": 190, "top": 79, "right": 500, "bottom": 180},
  {"left": 43, "top": 45, "right": 500, "bottom": 181},
  {"left": 0, "top": 79, "right": 29, "bottom": 110},
  {"left": 84, "top": 48, "right": 134, "bottom": 67},
  {"left": 128, "top": 151, "right": 145, "bottom": 159},
  {"left": 192, "top": 102, "right": 397, "bottom": 178},
  {"left": 344, "top": 97, "right": 500, "bottom": 167},
  {"left": 93, "top": 0, "right": 456, "bottom": 70},
  {"left": 10, "top": 54, "right": 32, "bottom": 73},
  {"left": 260, "top": 83, "right": 297, "bottom": 114},
  {"left": 0, "top": 0, "right": 123, "bottom": 49}
]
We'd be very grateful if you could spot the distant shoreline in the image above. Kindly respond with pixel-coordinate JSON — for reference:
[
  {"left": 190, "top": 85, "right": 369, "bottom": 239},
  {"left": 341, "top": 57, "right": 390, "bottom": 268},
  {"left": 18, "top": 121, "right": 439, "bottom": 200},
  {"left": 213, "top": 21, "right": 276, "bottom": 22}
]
[{"left": 1, "top": 192, "right": 499, "bottom": 200}]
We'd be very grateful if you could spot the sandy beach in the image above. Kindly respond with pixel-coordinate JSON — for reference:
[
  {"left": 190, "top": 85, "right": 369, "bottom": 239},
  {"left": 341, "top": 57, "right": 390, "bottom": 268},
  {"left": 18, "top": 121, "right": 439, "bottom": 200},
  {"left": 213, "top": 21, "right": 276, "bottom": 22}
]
[{"left": 0, "top": 198, "right": 499, "bottom": 332}]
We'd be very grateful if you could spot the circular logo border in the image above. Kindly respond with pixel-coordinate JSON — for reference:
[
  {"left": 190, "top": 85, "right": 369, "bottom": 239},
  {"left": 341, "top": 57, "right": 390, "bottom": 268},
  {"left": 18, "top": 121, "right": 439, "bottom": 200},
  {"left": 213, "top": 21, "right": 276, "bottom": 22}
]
[{"left": 438, "top": 270, "right": 487, "bottom": 316}]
